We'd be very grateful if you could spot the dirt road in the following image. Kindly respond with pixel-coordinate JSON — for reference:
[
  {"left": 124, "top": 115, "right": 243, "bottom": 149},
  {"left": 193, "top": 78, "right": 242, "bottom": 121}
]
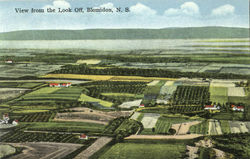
[{"left": 74, "top": 137, "right": 113, "bottom": 159}]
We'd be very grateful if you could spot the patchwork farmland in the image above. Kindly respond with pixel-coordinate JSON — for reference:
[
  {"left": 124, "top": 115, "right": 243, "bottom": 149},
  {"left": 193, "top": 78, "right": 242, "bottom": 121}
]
[{"left": 0, "top": 36, "right": 249, "bottom": 159}]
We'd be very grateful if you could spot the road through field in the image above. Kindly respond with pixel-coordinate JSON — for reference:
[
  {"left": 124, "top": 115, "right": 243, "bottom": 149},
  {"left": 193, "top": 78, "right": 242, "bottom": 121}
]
[
  {"left": 125, "top": 134, "right": 202, "bottom": 140},
  {"left": 74, "top": 137, "right": 113, "bottom": 159},
  {"left": 7, "top": 142, "right": 82, "bottom": 159}
]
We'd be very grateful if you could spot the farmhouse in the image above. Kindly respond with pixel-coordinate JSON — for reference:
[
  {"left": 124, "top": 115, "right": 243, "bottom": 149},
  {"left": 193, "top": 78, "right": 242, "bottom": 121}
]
[
  {"left": 5, "top": 60, "right": 13, "bottom": 64},
  {"left": 204, "top": 105, "right": 220, "bottom": 110},
  {"left": 0, "top": 114, "right": 10, "bottom": 124},
  {"left": 139, "top": 104, "right": 145, "bottom": 108},
  {"left": 49, "top": 83, "right": 71, "bottom": 87},
  {"left": 231, "top": 105, "right": 244, "bottom": 112},
  {"left": 12, "top": 119, "right": 19, "bottom": 125},
  {"left": 79, "top": 134, "right": 88, "bottom": 140}
]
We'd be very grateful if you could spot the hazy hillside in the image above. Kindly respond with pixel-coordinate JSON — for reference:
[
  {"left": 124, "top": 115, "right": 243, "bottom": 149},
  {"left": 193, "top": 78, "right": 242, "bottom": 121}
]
[{"left": 0, "top": 27, "right": 249, "bottom": 40}]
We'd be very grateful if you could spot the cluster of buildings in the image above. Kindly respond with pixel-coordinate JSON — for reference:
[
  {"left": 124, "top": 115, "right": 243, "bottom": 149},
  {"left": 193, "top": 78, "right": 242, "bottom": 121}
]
[
  {"left": 49, "top": 83, "right": 72, "bottom": 87},
  {"left": 204, "top": 104, "right": 244, "bottom": 112},
  {"left": 231, "top": 105, "right": 244, "bottom": 112},
  {"left": 0, "top": 114, "right": 18, "bottom": 126},
  {"left": 79, "top": 133, "right": 88, "bottom": 140}
]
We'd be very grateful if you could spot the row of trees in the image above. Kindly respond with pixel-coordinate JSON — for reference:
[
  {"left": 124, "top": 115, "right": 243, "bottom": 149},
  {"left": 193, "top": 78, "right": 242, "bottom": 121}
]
[
  {"left": 171, "top": 86, "right": 210, "bottom": 105},
  {"left": 52, "top": 64, "right": 250, "bottom": 79}
]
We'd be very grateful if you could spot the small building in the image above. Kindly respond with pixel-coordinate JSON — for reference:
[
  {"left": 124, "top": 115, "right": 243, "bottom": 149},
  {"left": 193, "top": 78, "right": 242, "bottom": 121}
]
[
  {"left": 5, "top": 60, "right": 13, "bottom": 64},
  {"left": 139, "top": 104, "right": 145, "bottom": 108},
  {"left": 49, "top": 83, "right": 71, "bottom": 87},
  {"left": 79, "top": 134, "right": 88, "bottom": 140},
  {"left": 2, "top": 114, "right": 9, "bottom": 124},
  {"left": 204, "top": 105, "right": 220, "bottom": 110},
  {"left": 12, "top": 119, "right": 18, "bottom": 125},
  {"left": 231, "top": 105, "right": 244, "bottom": 112}
]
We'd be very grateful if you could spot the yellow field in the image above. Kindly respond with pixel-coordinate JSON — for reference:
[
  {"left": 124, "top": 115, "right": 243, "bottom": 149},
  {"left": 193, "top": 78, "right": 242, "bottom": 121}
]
[
  {"left": 78, "top": 94, "right": 113, "bottom": 107},
  {"left": 42, "top": 74, "right": 114, "bottom": 81},
  {"left": 76, "top": 59, "right": 101, "bottom": 65},
  {"left": 42, "top": 74, "right": 177, "bottom": 82},
  {"left": 13, "top": 109, "right": 49, "bottom": 113}
]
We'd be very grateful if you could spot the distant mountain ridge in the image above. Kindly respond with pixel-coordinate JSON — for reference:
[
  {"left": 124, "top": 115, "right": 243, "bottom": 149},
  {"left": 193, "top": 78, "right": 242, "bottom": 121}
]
[{"left": 0, "top": 27, "right": 249, "bottom": 40}]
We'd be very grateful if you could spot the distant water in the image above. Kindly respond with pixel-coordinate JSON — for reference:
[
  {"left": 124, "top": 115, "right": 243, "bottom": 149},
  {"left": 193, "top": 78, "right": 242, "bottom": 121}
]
[{"left": 0, "top": 39, "right": 249, "bottom": 51}]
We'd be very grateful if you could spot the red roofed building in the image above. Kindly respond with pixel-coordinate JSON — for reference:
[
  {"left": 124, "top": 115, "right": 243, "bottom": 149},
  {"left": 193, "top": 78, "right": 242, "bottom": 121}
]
[
  {"left": 204, "top": 105, "right": 220, "bottom": 110},
  {"left": 49, "top": 83, "right": 71, "bottom": 87},
  {"left": 12, "top": 119, "right": 19, "bottom": 125},
  {"left": 139, "top": 104, "right": 145, "bottom": 108},
  {"left": 79, "top": 134, "right": 88, "bottom": 140},
  {"left": 232, "top": 105, "right": 244, "bottom": 112}
]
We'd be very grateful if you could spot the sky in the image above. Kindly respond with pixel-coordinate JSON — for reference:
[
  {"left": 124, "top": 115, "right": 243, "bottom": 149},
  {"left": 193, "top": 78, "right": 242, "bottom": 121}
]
[{"left": 0, "top": 0, "right": 249, "bottom": 32}]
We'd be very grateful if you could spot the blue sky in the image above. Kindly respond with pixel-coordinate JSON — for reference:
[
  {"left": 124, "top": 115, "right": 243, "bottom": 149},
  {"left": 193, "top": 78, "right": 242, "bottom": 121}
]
[{"left": 0, "top": 0, "right": 249, "bottom": 32}]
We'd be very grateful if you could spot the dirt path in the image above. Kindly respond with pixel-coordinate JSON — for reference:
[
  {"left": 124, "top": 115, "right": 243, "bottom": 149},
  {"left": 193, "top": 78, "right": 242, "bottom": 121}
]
[
  {"left": 53, "top": 118, "right": 108, "bottom": 125},
  {"left": 74, "top": 137, "right": 113, "bottom": 159},
  {"left": 125, "top": 134, "right": 202, "bottom": 140}
]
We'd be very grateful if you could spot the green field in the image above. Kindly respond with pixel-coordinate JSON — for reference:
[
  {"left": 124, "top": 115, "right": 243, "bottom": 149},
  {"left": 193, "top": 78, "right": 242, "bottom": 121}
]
[
  {"left": 189, "top": 120, "right": 209, "bottom": 135},
  {"left": 0, "top": 82, "right": 44, "bottom": 88},
  {"left": 141, "top": 116, "right": 194, "bottom": 135},
  {"left": 98, "top": 142, "right": 186, "bottom": 159},
  {"left": 101, "top": 93, "right": 143, "bottom": 98},
  {"left": 25, "top": 121, "right": 105, "bottom": 133},
  {"left": 78, "top": 94, "right": 113, "bottom": 107},
  {"left": 209, "top": 86, "right": 228, "bottom": 104},
  {"left": 14, "top": 87, "right": 83, "bottom": 105},
  {"left": 219, "top": 120, "right": 231, "bottom": 133},
  {"left": 155, "top": 117, "right": 172, "bottom": 134}
]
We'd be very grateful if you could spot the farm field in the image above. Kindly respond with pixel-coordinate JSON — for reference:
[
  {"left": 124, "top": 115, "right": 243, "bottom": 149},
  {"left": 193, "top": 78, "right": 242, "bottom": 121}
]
[
  {"left": 19, "top": 111, "right": 56, "bottom": 122},
  {"left": 102, "top": 93, "right": 143, "bottom": 98},
  {"left": 76, "top": 59, "right": 101, "bottom": 65},
  {"left": 209, "top": 86, "right": 228, "bottom": 104},
  {"left": 189, "top": 120, "right": 209, "bottom": 135},
  {"left": 219, "top": 120, "right": 231, "bottom": 134},
  {"left": 7, "top": 142, "right": 82, "bottom": 159},
  {"left": 229, "top": 121, "right": 250, "bottom": 133},
  {"left": 0, "top": 130, "right": 93, "bottom": 144},
  {"left": 25, "top": 121, "right": 105, "bottom": 134},
  {"left": 0, "top": 38, "right": 250, "bottom": 159},
  {"left": 13, "top": 87, "right": 83, "bottom": 105},
  {"left": 0, "top": 63, "right": 62, "bottom": 78},
  {"left": 98, "top": 142, "right": 186, "bottom": 159},
  {"left": 43, "top": 74, "right": 177, "bottom": 82},
  {"left": 172, "top": 86, "right": 209, "bottom": 105},
  {"left": 119, "top": 99, "right": 142, "bottom": 109},
  {"left": 208, "top": 120, "right": 223, "bottom": 135},
  {"left": 0, "top": 88, "right": 28, "bottom": 102},
  {"left": 140, "top": 116, "right": 197, "bottom": 135},
  {"left": 0, "top": 82, "right": 44, "bottom": 88},
  {"left": 130, "top": 112, "right": 141, "bottom": 120},
  {"left": 78, "top": 94, "right": 113, "bottom": 107},
  {"left": 54, "top": 107, "right": 131, "bottom": 125},
  {"left": 141, "top": 113, "right": 160, "bottom": 128},
  {"left": 0, "top": 144, "right": 16, "bottom": 158},
  {"left": 228, "top": 87, "right": 245, "bottom": 97}
]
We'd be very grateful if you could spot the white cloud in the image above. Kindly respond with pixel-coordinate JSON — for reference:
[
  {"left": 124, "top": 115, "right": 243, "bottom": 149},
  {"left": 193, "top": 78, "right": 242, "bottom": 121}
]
[
  {"left": 43, "top": 0, "right": 71, "bottom": 10},
  {"left": 211, "top": 4, "right": 235, "bottom": 16},
  {"left": 165, "top": 2, "right": 200, "bottom": 16},
  {"left": 130, "top": 3, "right": 156, "bottom": 15},
  {"left": 99, "top": 2, "right": 115, "bottom": 9}
]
